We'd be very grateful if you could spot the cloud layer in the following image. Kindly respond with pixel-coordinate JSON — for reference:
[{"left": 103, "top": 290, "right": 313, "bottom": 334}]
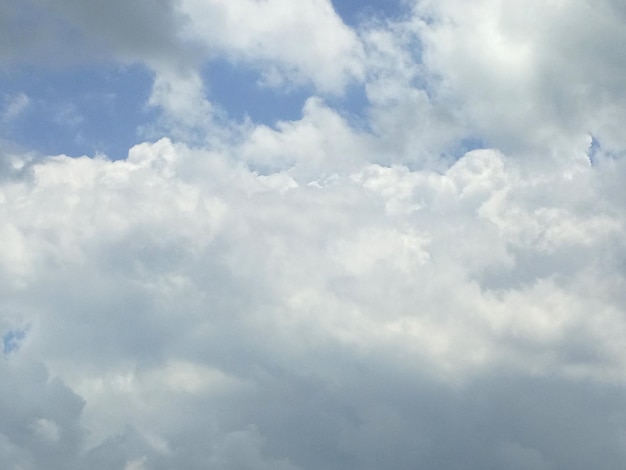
[{"left": 2, "top": 1, "right": 626, "bottom": 469}]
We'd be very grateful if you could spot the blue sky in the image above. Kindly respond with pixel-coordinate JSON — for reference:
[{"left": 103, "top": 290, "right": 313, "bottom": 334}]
[
  {"left": 1, "top": 1, "right": 626, "bottom": 469},
  {"left": 1, "top": 63, "right": 155, "bottom": 158},
  {"left": 2, "top": 328, "right": 26, "bottom": 355},
  {"left": 331, "top": 0, "right": 407, "bottom": 24},
  {"left": 1, "top": 0, "right": 405, "bottom": 159}
]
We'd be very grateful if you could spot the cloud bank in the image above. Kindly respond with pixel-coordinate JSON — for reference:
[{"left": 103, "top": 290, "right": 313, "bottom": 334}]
[{"left": 1, "top": 1, "right": 626, "bottom": 469}]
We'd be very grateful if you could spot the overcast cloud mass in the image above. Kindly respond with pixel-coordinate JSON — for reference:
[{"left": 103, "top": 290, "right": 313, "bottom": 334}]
[{"left": 1, "top": 0, "right": 626, "bottom": 468}]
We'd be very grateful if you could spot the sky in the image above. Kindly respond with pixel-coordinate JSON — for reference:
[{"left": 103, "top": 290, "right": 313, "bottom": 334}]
[{"left": 1, "top": 0, "right": 626, "bottom": 469}]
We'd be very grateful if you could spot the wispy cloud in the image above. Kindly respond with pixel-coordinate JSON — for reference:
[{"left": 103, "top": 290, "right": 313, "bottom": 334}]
[{"left": 1, "top": 92, "right": 30, "bottom": 122}]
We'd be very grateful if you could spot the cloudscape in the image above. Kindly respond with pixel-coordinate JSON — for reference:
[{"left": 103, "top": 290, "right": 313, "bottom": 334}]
[{"left": 1, "top": 1, "right": 626, "bottom": 468}]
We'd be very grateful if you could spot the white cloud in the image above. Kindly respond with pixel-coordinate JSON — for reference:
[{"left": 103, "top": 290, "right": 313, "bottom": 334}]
[
  {"left": 180, "top": 0, "right": 365, "bottom": 94},
  {"left": 1, "top": 127, "right": 625, "bottom": 467},
  {"left": 1, "top": 0, "right": 626, "bottom": 469},
  {"left": 145, "top": 67, "right": 218, "bottom": 143},
  {"left": 412, "top": 0, "right": 626, "bottom": 156},
  {"left": 359, "top": 19, "right": 466, "bottom": 167},
  {"left": 235, "top": 97, "right": 372, "bottom": 179}
]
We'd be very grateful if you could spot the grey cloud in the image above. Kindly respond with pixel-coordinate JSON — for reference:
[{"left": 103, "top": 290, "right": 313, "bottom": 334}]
[
  {"left": 0, "top": 0, "right": 190, "bottom": 67},
  {"left": 0, "top": 358, "right": 85, "bottom": 470}
]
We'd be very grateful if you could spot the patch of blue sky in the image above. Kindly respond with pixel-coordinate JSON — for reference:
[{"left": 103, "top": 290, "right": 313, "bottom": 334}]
[
  {"left": 458, "top": 136, "right": 487, "bottom": 154},
  {"left": 0, "top": 63, "right": 155, "bottom": 160},
  {"left": 331, "top": 0, "right": 409, "bottom": 26},
  {"left": 432, "top": 136, "right": 489, "bottom": 167},
  {"left": 326, "top": 81, "right": 370, "bottom": 130},
  {"left": 204, "top": 58, "right": 313, "bottom": 125},
  {"left": 587, "top": 135, "right": 601, "bottom": 166},
  {"left": 3, "top": 328, "right": 26, "bottom": 355},
  {"left": 205, "top": 59, "right": 370, "bottom": 129},
  {"left": 203, "top": 1, "right": 409, "bottom": 129},
  {"left": 0, "top": 0, "right": 410, "bottom": 160},
  {"left": 585, "top": 135, "right": 624, "bottom": 164}
]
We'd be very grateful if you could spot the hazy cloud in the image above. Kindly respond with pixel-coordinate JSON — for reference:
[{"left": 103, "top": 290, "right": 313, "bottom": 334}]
[{"left": 1, "top": 93, "right": 31, "bottom": 123}]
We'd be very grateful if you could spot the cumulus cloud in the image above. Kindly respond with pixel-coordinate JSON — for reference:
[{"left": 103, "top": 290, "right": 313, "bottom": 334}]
[
  {"left": 413, "top": 0, "right": 626, "bottom": 156},
  {"left": 2, "top": 1, "right": 626, "bottom": 469},
  {"left": 1, "top": 134, "right": 625, "bottom": 468}
]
